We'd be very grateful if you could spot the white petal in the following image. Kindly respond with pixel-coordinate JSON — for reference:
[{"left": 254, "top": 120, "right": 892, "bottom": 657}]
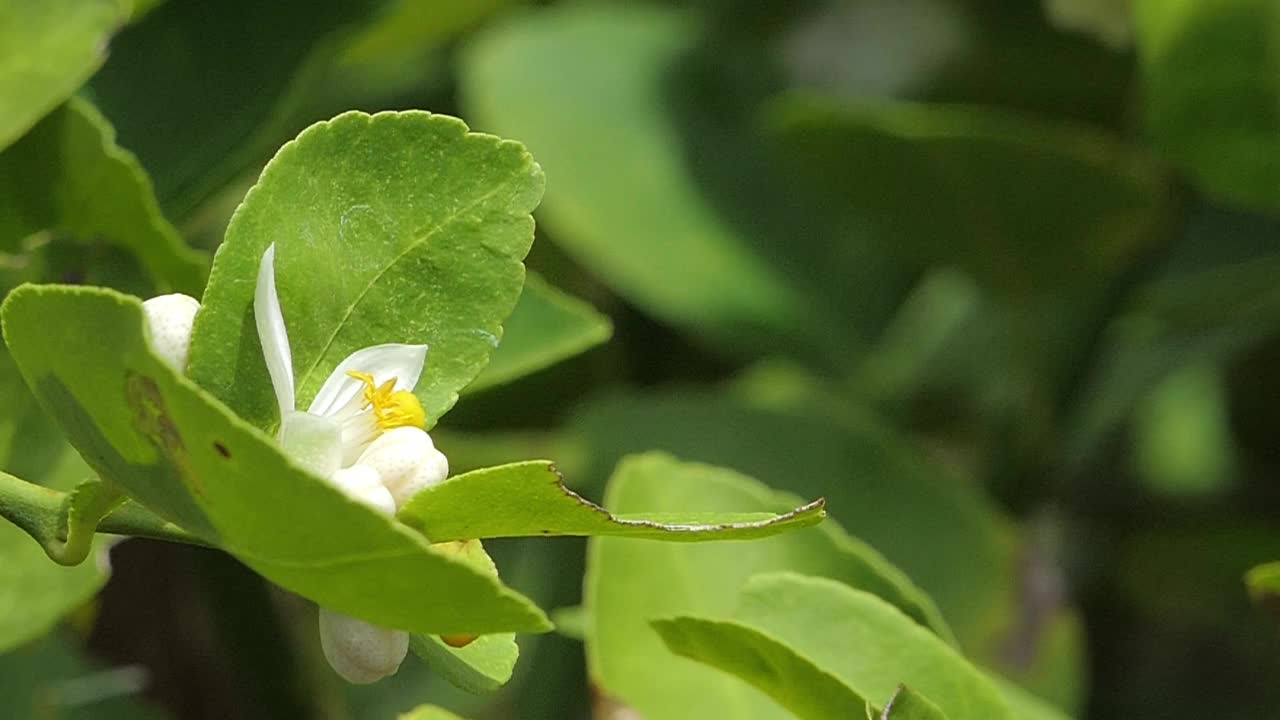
[
  {"left": 142, "top": 294, "right": 200, "bottom": 372},
  {"left": 277, "top": 411, "right": 342, "bottom": 480},
  {"left": 255, "top": 244, "right": 295, "bottom": 419},
  {"left": 318, "top": 608, "right": 408, "bottom": 684},
  {"left": 330, "top": 464, "right": 396, "bottom": 517},
  {"left": 306, "top": 343, "right": 428, "bottom": 418},
  {"left": 356, "top": 426, "right": 449, "bottom": 509}
]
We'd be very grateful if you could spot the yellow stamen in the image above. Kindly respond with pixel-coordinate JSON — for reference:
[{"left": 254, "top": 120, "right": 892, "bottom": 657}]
[{"left": 347, "top": 371, "right": 426, "bottom": 431}]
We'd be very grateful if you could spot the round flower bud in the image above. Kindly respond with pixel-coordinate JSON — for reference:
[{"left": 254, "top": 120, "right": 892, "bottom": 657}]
[
  {"left": 141, "top": 294, "right": 200, "bottom": 372},
  {"left": 318, "top": 608, "right": 409, "bottom": 684},
  {"left": 355, "top": 426, "right": 449, "bottom": 509}
]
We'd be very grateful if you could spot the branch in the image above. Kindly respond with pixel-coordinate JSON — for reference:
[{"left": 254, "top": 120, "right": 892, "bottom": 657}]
[{"left": 0, "top": 470, "right": 210, "bottom": 565}]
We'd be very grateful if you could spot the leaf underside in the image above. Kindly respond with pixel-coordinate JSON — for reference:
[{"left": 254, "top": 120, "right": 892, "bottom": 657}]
[{"left": 398, "top": 454, "right": 826, "bottom": 542}]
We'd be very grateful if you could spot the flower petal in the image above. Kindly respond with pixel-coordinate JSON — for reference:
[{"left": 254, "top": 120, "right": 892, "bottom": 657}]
[
  {"left": 255, "top": 244, "right": 295, "bottom": 419},
  {"left": 278, "top": 411, "right": 343, "bottom": 480},
  {"left": 306, "top": 343, "right": 428, "bottom": 418}
]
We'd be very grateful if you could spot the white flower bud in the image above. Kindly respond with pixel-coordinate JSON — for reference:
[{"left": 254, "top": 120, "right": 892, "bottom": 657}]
[
  {"left": 141, "top": 293, "right": 200, "bottom": 372},
  {"left": 330, "top": 464, "right": 396, "bottom": 517},
  {"left": 355, "top": 426, "right": 449, "bottom": 509},
  {"left": 318, "top": 608, "right": 409, "bottom": 684}
]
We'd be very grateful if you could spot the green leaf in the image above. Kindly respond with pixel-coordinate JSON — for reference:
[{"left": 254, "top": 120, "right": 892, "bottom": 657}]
[
  {"left": 650, "top": 616, "right": 870, "bottom": 719},
  {"left": 0, "top": 0, "right": 126, "bottom": 150},
  {"left": 571, "top": 389, "right": 1007, "bottom": 652},
  {"left": 1134, "top": 0, "right": 1280, "bottom": 211},
  {"left": 89, "top": 0, "right": 383, "bottom": 216},
  {"left": 0, "top": 98, "right": 208, "bottom": 295},
  {"left": 714, "top": 573, "right": 1012, "bottom": 720},
  {"left": 766, "top": 94, "right": 1170, "bottom": 295},
  {"left": 409, "top": 633, "right": 518, "bottom": 695},
  {"left": 187, "top": 111, "right": 545, "bottom": 431},
  {"left": 0, "top": 511, "right": 106, "bottom": 652},
  {"left": 584, "top": 455, "right": 954, "bottom": 720},
  {"left": 462, "top": 5, "right": 810, "bottom": 354},
  {"left": 399, "top": 706, "right": 470, "bottom": 720},
  {"left": 880, "top": 686, "right": 949, "bottom": 719},
  {"left": 398, "top": 455, "right": 827, "bottom": 542},
  {"left": 1, "top": 284, "right": 550, "bottom": 636},
  {"left": 466, "top": 272, "right": 611, "bottom": 393}
]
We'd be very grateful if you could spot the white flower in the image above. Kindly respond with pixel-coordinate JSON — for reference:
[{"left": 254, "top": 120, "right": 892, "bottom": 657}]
[
  {"left": 142, "top": 293, "right": 200, "bottom": 371},
  {"left": 254, "top": 243, "right": 450, "bottom": 684}
]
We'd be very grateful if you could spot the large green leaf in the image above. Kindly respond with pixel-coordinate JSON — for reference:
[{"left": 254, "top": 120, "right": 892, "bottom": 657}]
[
  {"left": 1134, "top": 0, "right": 1280, "bottom": 211},
  {"left": 650, "top": 616, "right": 870, "bottom": 719},
  {"left": 399, "top": 455, "right": 826, "bottom": 542},
  {"left": 188, "top": 111, "right": 544, "bottom": 431},
  {"left": 585, "top": 455, "right": 953, "bottom": 719},
  {"left": 462, "top": 5, "right": 812, "bottom": 356},
  {"left": 0, "top": 0, "right": 126, "bottom": 151},
  {"left": 89, "top": 0, "right": 383, "bottom": 217},
  {"left": 465, "top": 271, "right": 611, "bottom": 393},
  {"left": 0, "top": 98, "right": 208, "bottom": 295},
  {"left": 766, "top": 94, "right": 1170, "bottom": 295},
  {"left": 1, "top": 285, "right": 549, "bottom": 636},
  {"left": 709, "top": 573, "right": 1012, "bottom": 720},
  {"left": 571, "top": 389, "right": 1009, "bottom": 651}
]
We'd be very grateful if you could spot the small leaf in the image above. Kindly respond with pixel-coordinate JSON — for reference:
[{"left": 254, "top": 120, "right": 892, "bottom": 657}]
[
  {"left": 0, "top": 0, "right": 126, "bottom": 150},
  {"left": 465, "top": 272, "right": 611, "bottom": 393},
  {"left": 409, "top": 633, "right": 518, "bottom": 695},
  {"left": 651, "top": 616, "right": 869, "bottom": 720},
  {"left": 188, "top": 111, "right": 544, "bottom": 431},
  {"left": 0, "top": 98, "right": 208, "bottom": 295},
  {"left": 398, "top": 455, "right": 826, "bottom": 542},
  {"left": 716, "top": 573, "right": 1012, "bottom": 720},
  {"left": 2, "top": 285, "right": 550, "bottom": 635},
  {"left": 880, "top": 686, "right": 949, "bottom": 719}
]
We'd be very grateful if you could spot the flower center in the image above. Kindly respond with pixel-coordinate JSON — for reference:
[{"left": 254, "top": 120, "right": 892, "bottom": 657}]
[{"left": 346, "top": 371, "right": 426, "bottom": 431}]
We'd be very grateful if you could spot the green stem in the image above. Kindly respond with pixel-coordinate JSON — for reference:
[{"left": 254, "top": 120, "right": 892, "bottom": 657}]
[{"left": 0, "top": 470, "right": 210, "bottom": 565}]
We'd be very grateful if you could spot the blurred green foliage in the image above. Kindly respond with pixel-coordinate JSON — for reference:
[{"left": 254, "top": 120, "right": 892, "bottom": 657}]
[{"left": 2, "top": 0, "right": 1279, "bottom": 718}]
